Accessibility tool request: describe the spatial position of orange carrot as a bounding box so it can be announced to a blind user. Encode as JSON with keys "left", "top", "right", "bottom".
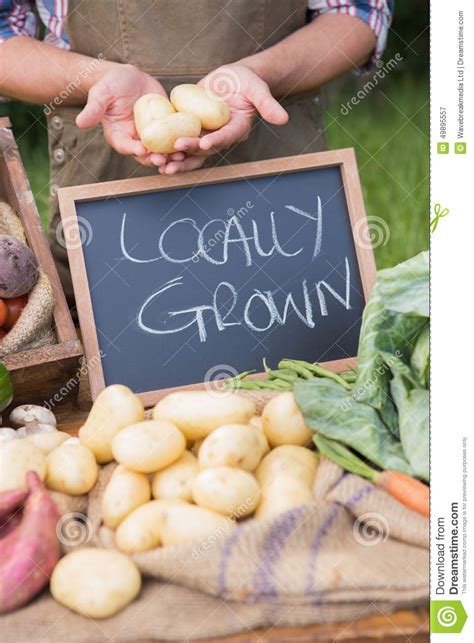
{"left": 375, "top": 471, "right": 429, "bottom": 517}
{"left": 314, "top": 434, "right": 429, "bottom": 517}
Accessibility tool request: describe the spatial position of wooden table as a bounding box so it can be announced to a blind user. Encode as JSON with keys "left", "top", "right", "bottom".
{"left": 48, "top": 381, "right": 429, "bottom": 642}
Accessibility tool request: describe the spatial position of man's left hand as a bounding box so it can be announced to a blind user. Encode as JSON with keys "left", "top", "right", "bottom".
{"left": 159, "top": 64, "right": 288, "bottom": 175}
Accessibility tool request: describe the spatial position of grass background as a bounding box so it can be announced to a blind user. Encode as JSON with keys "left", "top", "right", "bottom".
{"left": 1, "top": 3, "right": 429, "bottom": 270}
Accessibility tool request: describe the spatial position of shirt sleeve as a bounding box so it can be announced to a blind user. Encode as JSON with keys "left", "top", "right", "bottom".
{"left": 307, "top": 1, "right": 394, "bottom": 71}
{"left": 0, "top": 1, "right": 39, "bottom": 44}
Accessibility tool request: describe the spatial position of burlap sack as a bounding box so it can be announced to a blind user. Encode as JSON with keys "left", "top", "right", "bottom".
{"left": 0, "top": 201, "right": 55, "bottom": 357}
{"left": 2, "top": 457, "right": 428, "bottom": 641}
{"left": 2, "top": 456, "right": 428, "bottom": 642}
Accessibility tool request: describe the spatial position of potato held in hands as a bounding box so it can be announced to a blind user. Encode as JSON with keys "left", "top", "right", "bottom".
{"left": 170, "top": 84, "right": 231, "bottom": 130}
{"left": 141, "top": 112, "right": 201, "bottom": 154}
{"left": 134, "top": 84, "right": 230, "bottom": 154}
{"left": 133, "top": 94, "right": 175, "bottom": 136}
{"left": 133, "top": 92, "right": 201, "bottom": 154}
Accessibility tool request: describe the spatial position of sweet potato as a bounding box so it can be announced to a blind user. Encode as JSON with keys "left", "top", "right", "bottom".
{"left": 0, "top": 471, "right": 61, "bottom": 614}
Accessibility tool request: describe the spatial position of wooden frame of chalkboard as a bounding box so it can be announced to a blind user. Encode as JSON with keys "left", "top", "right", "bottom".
{"left": 59, "top": 149, "right": 375, "bottom": 406}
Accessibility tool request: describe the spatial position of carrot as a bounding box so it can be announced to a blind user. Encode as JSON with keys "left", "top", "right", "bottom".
{"left": 314, "top": 434, "right": 429, "bottom": 517}
{"left": 375, "top": 470, "right": 429, "bottom": 517}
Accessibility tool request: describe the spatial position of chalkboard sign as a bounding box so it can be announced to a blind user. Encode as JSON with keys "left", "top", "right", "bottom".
{"left": 59, "top": 150, "right": 375, "bottom": 404}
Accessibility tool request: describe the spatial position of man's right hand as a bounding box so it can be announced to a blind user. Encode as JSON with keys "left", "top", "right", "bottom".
{"left": 76, "top": 64, "right": 184, "bottom": 168}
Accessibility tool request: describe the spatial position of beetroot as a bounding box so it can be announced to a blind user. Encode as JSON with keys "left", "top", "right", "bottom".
{"left": 0, "top": 471, "right": 61, "bottom": 613}
{"left": 0, "top": 235, "right": 38, "bottom": 298}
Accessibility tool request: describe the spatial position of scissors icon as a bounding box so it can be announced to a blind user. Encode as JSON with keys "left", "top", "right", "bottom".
{"left": 430, "top": 203, "right": 449, "bottom": 233}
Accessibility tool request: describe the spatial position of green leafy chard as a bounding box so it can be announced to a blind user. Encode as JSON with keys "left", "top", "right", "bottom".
{"left": 294, "top": 379, "right": 414, "bottom": 474}
{"left": 390, "top": 373, "right": 429, "bottom": 481}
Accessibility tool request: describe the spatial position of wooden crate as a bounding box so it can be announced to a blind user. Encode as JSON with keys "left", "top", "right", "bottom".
{"left": 0, "top": 117, "right": 83, "bottom": 405}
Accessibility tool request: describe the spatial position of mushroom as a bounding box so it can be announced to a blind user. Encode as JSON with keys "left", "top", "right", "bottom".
{"left": 0, "top": 428, "right": 18, "bottom": 443}
{"left": 9, "top": 405, "right": 57, "bottom": 436}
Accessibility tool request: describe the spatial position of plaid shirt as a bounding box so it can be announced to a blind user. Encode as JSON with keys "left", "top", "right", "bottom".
{"left": 0, "top": 0, "right": 393, "bottom": 68}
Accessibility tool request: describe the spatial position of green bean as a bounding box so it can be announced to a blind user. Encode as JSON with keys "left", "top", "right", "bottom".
{"left": 340, "top": 369, "right": 357, "bottom": 383}
{"left": 278, "top": 359, "right": 313, "bottom": 379}
{"left": 230, "top": 379, "right": 290, "bottom": 391}
{"left": 284, "top": 359, "right": 351, "bottom": 389}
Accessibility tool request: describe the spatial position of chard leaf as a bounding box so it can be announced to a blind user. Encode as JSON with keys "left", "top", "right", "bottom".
{"left": 355, "top": 301, "right": 425, "bottom": 406}
{"left": 390, "top": 374, "right": 429, "bottom": 482}
{"left": 294, "top": 379, "right": 414, "bottom": 475}
{"left": 353, "top": 290, "right": 388, "bottom": 408}
{"left": 411, "top": 325, "right": 430, "bottom": 388}
{"left": 378, "top": 393, "right": 399, "bottom": 438}
{"left": 377, "top": 251, "right": 429, "bottom": 317}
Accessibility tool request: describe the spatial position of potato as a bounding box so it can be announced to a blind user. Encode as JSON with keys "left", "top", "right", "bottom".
{"left": 46, "top": 443, "right": 98, "bottom": 495}
{"left": 198, "top": 424, "right": 262, "bottom": 471}
{"left": 151, "top": 450, "right": 198, "bottom": 502}
{"left": 141, "top": 112, "right": 201, "bottom": 153}
{"left": 192, "top": 466, "right": 260, "bottom": 517}
{"left": 153, "top": 391, "right": 256, "bottom": 440}
{"left": 256, "top": 477, "right": 314, "bottom": 519}
{"left": 115, "top": 499, "right": 184, "bottom": 553}
{"left": 255, "top": 445, "right": 318, "bottom": 488}
{"left": 79, "top": 385, "right": 144, "bottom": 464}
{"left": 248, "top": 416, "right": 270, "bottom": 456}
{"left": 249, "top": 415, "right": 263, "bottom": 430}
{"left": 133, "top": 93, "right": 175, "bottom": 136}
{"left": 262, "top": 392, "right": 313, "bottom": 447}
{"left": 50, "top": 547, "right": 141, "bottom": 618}
{"left": 102, "top": 465, "right": 151, "bottom": 529}
{"left": 159, "top": 502, "right": 235, "bottom": 546}
{"left": 112, "top": 420, "right": 185, "bottom": 473}
{"left": 25, "top": 430, "right": 70, "bottom": 453}
{"left": 170, "top": 84, "right": 231, "bottom": 130}
{"left": 0, "top": 439, "right": 46, "bottom": 492}
{"left": 191, "top": 437, "right": 204, "bottom": 456}
{"left": 251, "top": 422, "right": 270, "bottom": 458}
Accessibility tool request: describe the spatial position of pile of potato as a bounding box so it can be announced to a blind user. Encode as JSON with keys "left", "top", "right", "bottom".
{"left": 1, "top": 385, "right": 319, "bottom": 618}
{"left": 78, "top": 385, "right": 318, "bottom": 554}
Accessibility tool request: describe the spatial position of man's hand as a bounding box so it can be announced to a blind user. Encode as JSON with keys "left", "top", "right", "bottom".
{"left": 76, "top": 64, "right": 184, "bottom": 168}
{"left": 159, "top": 64, "right": 288, "bottom": 175}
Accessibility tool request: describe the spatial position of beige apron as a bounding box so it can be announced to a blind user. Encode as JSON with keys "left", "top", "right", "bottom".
{"left": 47, "top": 0, "right": 327, "bottom": 301}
